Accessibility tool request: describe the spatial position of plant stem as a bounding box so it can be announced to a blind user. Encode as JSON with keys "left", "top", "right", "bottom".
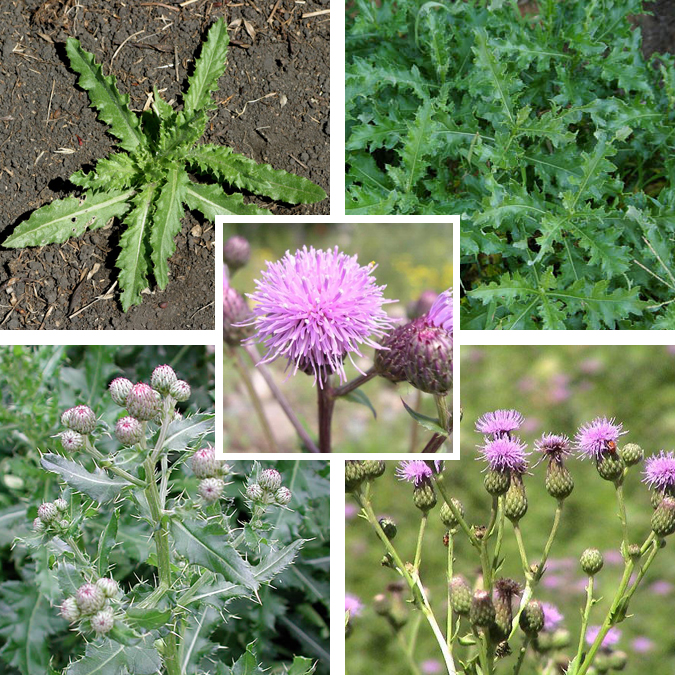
{"left": 409, "top": 389, "right": 423, "bottom": 452}
{"left": 535, "top": 501, "right": 563, "bottom": 580}
{"left": 574, "top": 575, "right": 595, "bottom": 667}
{"left": 446, "top": 533, "right": 454, "bottom": 656}
{"left": 614, "top": 482, "right": 630, "bottom": 557}
{"left": 472, "top": 627, "right": 490, "bottom": 675}
{"left": 422, "top": 433, "right": 447, "bottom": 453}
{"left": 243, "top": 345, "right": 319, "bottom": 452}
{"left": 434, "top": 394, "right": 451, "bottom": 435}
{"left": 230, "top": 347, "right": 277, "bottom": 452}
{"left": 433, "top": 474, "right": 481, "bottom": 549}
{"left": 512, "top": 523, "right": 531, "bottom": 578}
{"left": 317, "top": 374, "right": 335, "bottom": 453}
{"left": 512, "top": 636, "right": 531, "bottom": 675}
{"left": 332, "top": 367, "right": 376, "bottom": 397}
{"left": 83, "top": 438, "right": 146, "bottom": 488}
{"left": 481, "top": 497, "right": 499, "bottom": 591}
{"left": 64, "top": 536, "right": 91, "bottom": 569}
{"left": 414, "top": 512, "right": 428, "bottom": 571}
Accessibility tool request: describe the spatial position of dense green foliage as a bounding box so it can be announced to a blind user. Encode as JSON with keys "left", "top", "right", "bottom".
{"left": 346, "top": 0, "right": 675, "bottom": 328}
{"left": 5, "top": 19, "right": 326, "bottom": 311}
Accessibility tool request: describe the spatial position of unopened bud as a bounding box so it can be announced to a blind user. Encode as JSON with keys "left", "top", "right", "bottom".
{"left": 54, "top": 498, "right": 68, "bottom": 513}
{"left": 126, "top": 383, "right": 161, "bottom": 421}
{"left": 60, "top": 596, "right": 80, "bottom": 623}
{"left": 449, "top": 576, "right": 472, "bottom": 615}
{"left": 652, "top": 496, "right": 675, "bottom": 537}
{"left": 275, "top": 487, "right": 292, "bottom": 505}
{"left": 38, "top": 502, "right": 58, "bottom": 523}
{"left": 404, "top": 317, "right": 453, "bottom": 395}
{"left": 504, "top": 474, "right": 528, "bottom": 522}
{"left": 378, "top": 517, "right": 397, "bottom": 540}
{"left": 224, "top": 235, "right": 251, "bottom": 270}
{"left": 246, "top": 483, "right": 264, "bottom": 501}
{"left": 580, "top": 548, "right": 604, "bottom": 576}
{"left": 60, "top": 430, "right": 84, "bottom": 453}
{"left": 198, "top": 478, "right": 224, "bottom": 503}
{"left": 191, "top": 445, "right": 219, "bottom": 479}
{"left": 150, "top": 365, "right": 177, "bottom": 395}
{"left": 62, "top": 405, "right": 97, "bottom": 435}
{"left": 470, "top": 590, "right": 496, "bottom": 627}
{"left": 440, "top": 498, "right": 464, "bottom": 529}
{"left": 109, "top": 377, "right": 133, "bottom": 406}
{"left": 520, "top": 600, "right": 545, "bottom": 637}
{"left": 114, "top": 416, "right": 144, "bottom": 447}
{"left": 619, "top": 443, "right": 643, "bottom": 467}
{"left": 345, "top": 461, "right": 366, "bottom": 492}
{"left": 413, "top": 481, "right": 437, "bottom": 512}
{"left": 76, "top": 584, "right": 106, "bottom": 615}
{"left": 258, "top": 469, "right": 282, "bottom": 492}
{"left": 545, "top": 461, "right": 574, "bottom": 500}
{"left": 362, "top": 460, "right": 386, "bottom": 480}
{"left": 484, "top": 469, "right": 510, "bottom": 496}
{"left": 596, "top": 454, "right": 625, "bottom": 482}
{"left": 96, "top": 577, "right": 120, "bottom": 598}
{"left": 169, "top": 380, "right": 191, "bottom": 402}
{"left": 91, "top": 607, "right": 115, "bottom": 635}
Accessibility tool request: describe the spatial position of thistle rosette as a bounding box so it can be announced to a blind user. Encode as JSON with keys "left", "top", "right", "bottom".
{"left": 242, "top": 246, "right": 396, "bottom": 385}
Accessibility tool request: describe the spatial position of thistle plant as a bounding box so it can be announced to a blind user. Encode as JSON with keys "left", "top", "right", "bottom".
{"left": 4, "top": 19, "right": 326, "bottom": 311}
{"left": 17, "top": 365, "right": 316, "bottom": 675}
{"left": 346, "top": 411, "right": 675, "bottom": 675}
{"left": 224, "top": 235, "right": 454, "bottom": 452}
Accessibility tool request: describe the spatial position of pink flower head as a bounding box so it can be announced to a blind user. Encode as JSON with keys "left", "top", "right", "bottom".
{"left": 345, "top": 593, "right": 363, "bottom": 616}
{"left": 427, "top": 288, "right": 453, "bottom": 333}
{"left": 478, "top": 437, "right": 529, "bottom": 474}
{"left": 475, "top": 409, "right": 524, "bottom": 438}
{"left": 632, "top": 637, "right": 655, "bottom": 653}
{"left": 421, "top": 660, "right": 443, "bottom": 674}
{"left": 396, "top": 460, "right": 434, "bottom": 486}
{"left": 586, "top": 625, "right": 621, "bottom": 648}
{"left": 535, "top": 433, "right": 571, "bottom": 462}
{"left": 574, "top": 417, "right": 626, "bottom": 460}
{"left": 541, "top": 602, "right": 563, "bottom": 632}
{"left": 643, "top": 451, "right": 675, "bottom": 491}
{"left": 244, "top": 246, "right": 396, "bottom": 385}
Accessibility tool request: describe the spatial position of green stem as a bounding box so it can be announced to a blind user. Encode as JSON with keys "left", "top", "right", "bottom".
{"left": 434, "top": 394, "right": 451, "bottom": 436}
{"left": 332, "top": 367, "right": 376, "bottom": 397}
{"left": 472, "top": 627, "right": 490, "bottom": 675}
{"left": 64, "top": 536, "right": 91, "bottom": 570}
{"left": 433, "top": 475, "right": 481, "bottom": 549}
{"left": 83, "top": 438, "right": 146, "bottom": 488}
{"left": 414, "top": 512, "right": 428, "bottom": 572}
{"left": 409, "top": 389, "right": 423, "bottom": 452}
{"left": 150, "top": 395, "right": 178, "bottom": 465}
{"left": 574, "top": 575, "right": 595, "bottom": 667}
{"left": 614, "top": 482, "right": 630, "bottom": 558}
{"left": 492, "top": 500, "right": 505, "bottom": 570}
{"left": 512, "top": 636, "right": 531, "bottom": 675}
{"left": 535, "top": 501, "right": 563, "bottom": 580}
{"left": 512, "top": 523, "right": 531, "bottom": 578}
{"left": 395, "top": 630, "right": 423, "bottom": 675}
{"left": 481, "top": 497, "right": 499, "bottom": 591}
{"left": 446, "top": 533, "right": 454, "bottom": 656}
{"left": 621, "top": 538, "right": 660, "bottom": 609}
{"left": 231, "top": 347, "right": 277, "bottom": 452}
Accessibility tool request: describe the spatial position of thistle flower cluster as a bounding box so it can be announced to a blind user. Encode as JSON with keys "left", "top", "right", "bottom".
{"left": 191, "top": 445, "right": 231, "bottom": 503}
{"left": 246, "top": 468, "right": 292, "bottom": 507}
{"left": 33, "top": 496, "right": 70, "bottom": 534}
{"left": 60, "top": 577, "right": 121, "bottom": 636}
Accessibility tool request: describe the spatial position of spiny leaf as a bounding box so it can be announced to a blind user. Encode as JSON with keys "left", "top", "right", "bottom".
{"left": 116, "top": 185, "right": 157, "bottom": 312}
{"left": 97, "top": 508, "right": 118, "bottom": 577}
{"left": 65, "top": 636, "right": 161, "bottom": 675}
{"left": 188, "top": 145, "right": 327, "bottom": 204}
{"left": 149, "top": 167, "right": 189, "bottom": 290}
{"left": 41, "top": 453, "right": 129, "bottom": 503}
{"left": 4, "top": 190, "right": 134, "bottom": 248}
{"left": 253, "top": 540, "right": 306, "bottom": 583}
{"left": 70, "top": 154, "right": 138, "bottom": 191}
{"left": 162, "top": 413, "right": 215, "bottom": 452}
{"left": 65, "top": 38, "right": 145, "bottom": 153}
{"left": 170, "top": 519, "right": 259, "bottom": 590}
{"left": 183, "top": 18, "right": 230, "bottom": 117}
{"left": 184, "top": 181, "right": 271, "bottom": 217}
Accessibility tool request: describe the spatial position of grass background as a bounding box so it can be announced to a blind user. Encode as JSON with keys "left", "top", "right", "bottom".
{"left": 346, "top": 345, "right": 675, "bottom": 674}
{"left": 223, "top": 223, "right": 452, "bottom": 453}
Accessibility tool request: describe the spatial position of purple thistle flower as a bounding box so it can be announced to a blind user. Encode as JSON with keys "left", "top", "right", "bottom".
{"left": 632, "top": 637, "right": 655, "bottom": 653}
{"left": 478, "top": 437, "right": 529, "bottom": 474}
{"left": 427, "top": 288, "right": 453, "bottom": 333}
{"left": 643, "top": 451, "right": 675, "bottom": 491}
{"left": 574, "top": 416, "right": 627, "bottom": 460}
{"left": 475, "top": 409, "right": 524, "bottom": 437}
{"left": 586, "top": 625, "right": 621, "bottom": 647}
{"left": 535, "top": 433, "right": 571, "bottom": 463}
{"left": 648, "top": 580, "right": 673, "bottom": 596}
{"left": 396, "top": 460, "right": 434, "bottom": 486}
{"left": 345, "top": 593, "right": 363, "bottom": 616}
{"left": 243, "top": 246, "right": 396, "bottom": 385}
{"left": 421, "top": 660, "right": 443, "bottom": 675}
{"left": 541, "top": 602, "right": 563, "bottom": 632}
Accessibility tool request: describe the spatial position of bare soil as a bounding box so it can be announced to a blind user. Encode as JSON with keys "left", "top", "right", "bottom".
{"left": 0, "top": 0, "right": 329, "bottom": 329}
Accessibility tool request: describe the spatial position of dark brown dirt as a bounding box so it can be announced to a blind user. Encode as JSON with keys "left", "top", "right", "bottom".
{"left": 0, "top": 0, "right": 329, "bottom": 329}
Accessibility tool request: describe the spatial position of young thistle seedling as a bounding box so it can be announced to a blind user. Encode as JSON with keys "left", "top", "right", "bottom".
{"left": 4, "top": 19, "right": 327, "bottom": 310}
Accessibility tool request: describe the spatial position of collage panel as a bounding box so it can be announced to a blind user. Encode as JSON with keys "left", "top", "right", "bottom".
{"left": 223, "top": 222, "right": 453, "bottom": 453}
{"left": 455, "top": 2, "right": 675, "bottom": 330}
{"left": 2, "top": 0, "right": 329, "bottom": 329}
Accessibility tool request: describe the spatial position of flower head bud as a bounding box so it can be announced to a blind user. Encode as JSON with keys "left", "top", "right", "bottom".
{"left": 545, "top": 461, "right": 574, "bottom": 500}
{"left": 378, "top": 517, "right": 397, "bottom": 540}
{"left": 246, "top": 483, "right": 264, "bottom": 501}
{"left": 407, "top": 290, "right": 439, "bottom": 320}
{"left": 404, "top": 316, "right": 453, "bottom": 395}
{"left": 191, "top": 446, "right": 219, "bottom": 479}
{"left": 520, "top": 600, "right": 545, "bottom": 637}
{"left": 470, "top": 590, "right": 496, "bottom": 628}
{"left": 627, "top": 544, "right": 641, "bottom": 560}
{"left": 224, "top": 283, "right": 255, "bottom": 347}
{"left": 652, "top": 496, "right": 675, "bottom": 537}
{"left": 198, "top": 477, "right": 224, "bottom": 503}
{"left": 91, "top": 607, "right": 115, "bottom": 635}
{"left": 62, "top": 405, "right": 97, "bottom": 435}
{"left": 150, "top": 365, "right": 177, "bottom": 395}
{"left": 362, "top": 460, "right": 386, "bottom": 480}
{"left": 580, "top": 548, "right": 604, "bottom": 576}
{"left": 275, "top": 487, "right": 292, "bottom": 505}
{"left": 484, "top": 469, "right": 511, "bottom": 496}
{"left": 608, "top": 651, "right": 628, "bottom": 671}
{"left": 374, "top": 322, "right": 415, "bottom": 383}
{"left": 126, "top": 383, "right": 161, "bottom": 421}
{"left": 60, "top": 596, "right": 80, "bottom": 623}
{"left": 224, "top": 235, "right": 251, "bottom": 270}
{"left": 32, "top": 517, "right": 45, "bottom": 532}
{"left": 76, "top": 583, "right": 106, "bottom": 615}
{"left": 109, "top": 377, "right": 133, "bottom": 406}
{"left": 449, "top": 576, "right": 472, "bottom": 615}
{"left": 596, "top": 453, "right": 625, "bottom": 482}
{"left": 114, "top": 416, "right": 144, "bottom": 447}
{"left": 619, "top": 443, "right": 643, "bottom": 467}
{"left": 169, "top": 380, "right": 191, "bottom": 402}
{"left": 345, "top": 460, "right": 366, "bottom": 492}
{"left": 58, "top": 519, "right": 70, "bottom": 530}
{"left": 504, "top": 473, "right": 528, "bottom": 522}
{"left": 38, "top": 502, "right": 58, "bottom": 523}
{"left": 493, "top": 578, "right": 521, "bottom": 639}
{"left": 54, "top": 498, "right": 68, "bottom": 513}
{"left": 96, "top": 577, "right": 120, "bottom": 599}
{"left": 258, "top": 468, "right": 282, "bottom": 492}
{"left": 60, "top": 429, "right": 84, "bottom": 453}
{"left": 413, "top": 480, "right": 437, "bottom": 512}
{"left": 440, "top": 498, "right": 464, "bottom": 529}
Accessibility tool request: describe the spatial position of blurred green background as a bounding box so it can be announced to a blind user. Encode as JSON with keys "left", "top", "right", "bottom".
{"left": 224, "top": 223, "right": 452, "bottom": 453}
